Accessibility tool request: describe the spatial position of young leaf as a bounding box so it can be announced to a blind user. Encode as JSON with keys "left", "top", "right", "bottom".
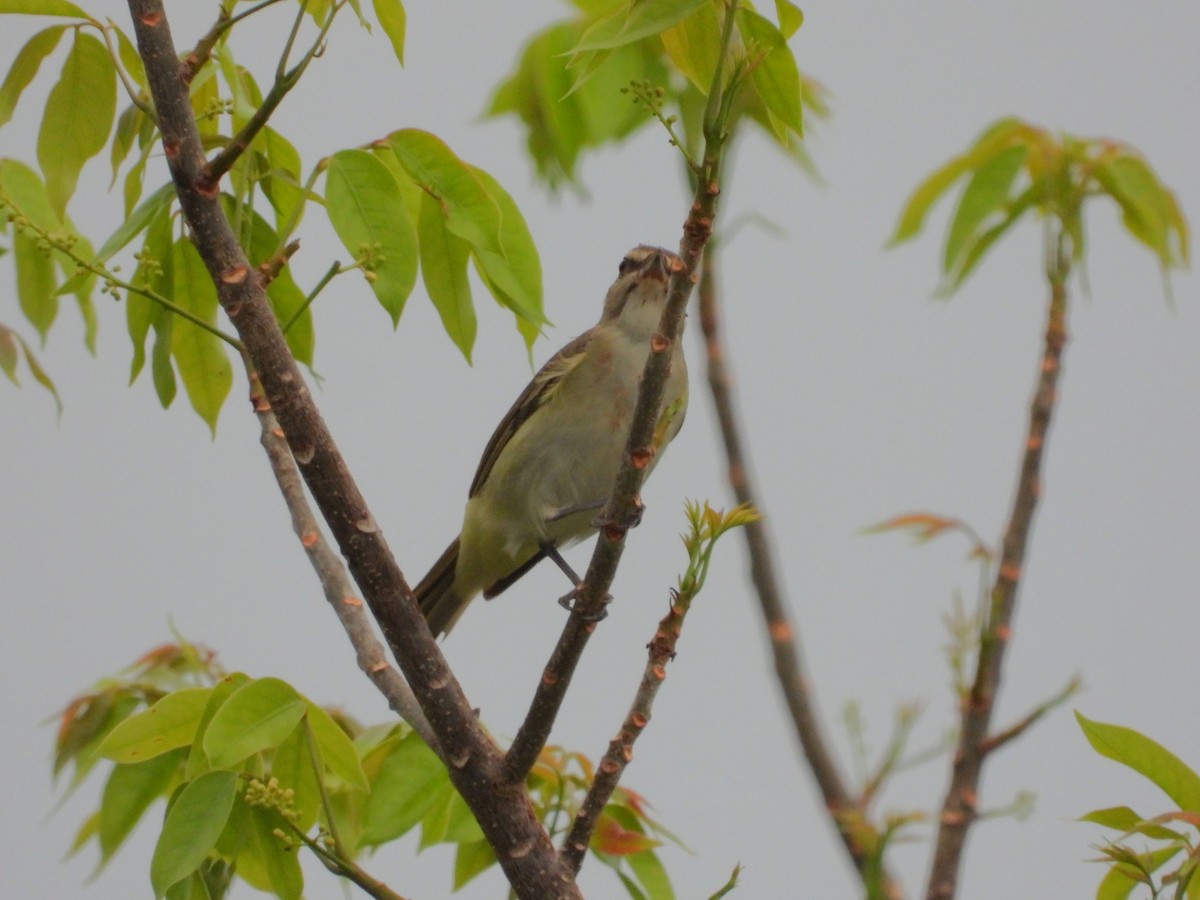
{"left": 387, "top": 129, "right": 505, "bottom": 256}
{"left": 150, "top": 770, "right": 237, "bottom": 898}
{"left": 0, "top": 25, "right": 67, "bottom": 127}
{"left": 360, "top": 731, "right": 445, "bottom": 845}
{"left": 97, "top": 182, "right": 174, "bottom": 261}
{"left": 170, "top": 239, "right": 232, "bottom": 434}
{"left": 268, "top": 726, "right": 320, "bottom": 832}
{"left": 466, "top": 165, "right": 546, "bottom": 329}
{"left": 1077, "top": 713, "right": 1200, "bottom": 812}
{"left": 202, "top": 677, "right": 306, "bottom": 769}
{"left": 738, "top": 8, "right": 803, "bottom": 138}
{"left": 37, "top": 31, "right": 116, "bottom": 219}
{"left": 0, "top": 0, "right": 87, "bottom": 14}
{"left": 126, "top": 202, "right": 173, "bottom": 384}
{"left": 454, "top": 839, "right": 497, "bottom": 889}
{"left": 325, "top": 149, "right": 418, "bottom": 324}
{"left": 238, "top": 805, "right": 303, "bottom": 900}
{"left": 573, "top": 0, "right": 711, "bottom": 53}
{"left": 371, "top": 0, "right": 406, "bottom": 65}
{"left": 774, "top": 0, "right": 803, "bottom": 38}
{"left": 97, "top": 688, "right": 213, "bottom": 764}
{"left": 659, "top": 3, "right": 721, "bottom": 94}
{"left": 184, "top": 672, "right": 250, "bottom": 781}
{"left": 942, "top": 143, "right": 1027, "bottom": 275}
{"left": 303, "top": 700, "right": 369, "bottom": 792}
{"left": 98, "top": 747, "right": 185, "bottom": 863}
{"left": 418, "top": 189, "right": 475, "bottom": 361}
{"left": 14, "top": 228, "right": 58, "bottom": 340}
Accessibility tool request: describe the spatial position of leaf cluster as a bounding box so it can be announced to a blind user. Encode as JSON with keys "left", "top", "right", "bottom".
{"left": 1078, "top": 713, "right": 1200, "bottom": 899}
{"left": 0, "top": 0, "right": 543, "bottom": 428}
{"left": 55, "top": 641, "right": 682, "bottom": 899}
{"left": 487, "top": 0, "right": 820, "bottom": 189}
{"left": 890, "top": 117, "right": 1189, "bottom": 294}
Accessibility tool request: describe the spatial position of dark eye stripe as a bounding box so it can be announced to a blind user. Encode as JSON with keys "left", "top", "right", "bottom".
{"left": 618, "top": 256, "right": 637, "bottom": 275}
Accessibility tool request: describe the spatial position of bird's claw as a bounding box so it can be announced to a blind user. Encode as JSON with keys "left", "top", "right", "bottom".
{"left": 558, "top": 586, "right": 612, "bottom": 623}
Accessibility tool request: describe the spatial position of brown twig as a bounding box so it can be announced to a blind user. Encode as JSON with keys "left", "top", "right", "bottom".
{"left": 500, "top": 2, "right": 741, "bottom": 787}
{"left": 183, "top": 0, "right": 289, "bottom": 81}
{"left": 127, "top": 3, "right": 579, "bottom": 896}
{"left": 559, "top": 587, "right": 692, "bottom": 871}
{"left": 925, "top": 232, "right": 1071, "bottom": 900}
{"left": 244, "top": 358, "right": 438, "bottom": 753}
{"left": 203, "top": 0, "right": 337, "bottom": 188}
{"left": 697, "top": 243, "right": 903, "bottom": 899}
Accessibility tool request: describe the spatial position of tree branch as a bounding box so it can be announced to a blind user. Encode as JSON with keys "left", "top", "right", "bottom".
{"left": 697, "top": 243, "right": 903, "bottom": 899}
{"left": 925, "top": 231, "right": 1071, "bottom": 900}
{"left": 501, "top": 2, "right": 740, "bottom": 787}
{"left": 559, "top": 585, "right": 692, "bottom": 871}
{"left": 203, "top": 0, "right": 337, "bottom": 187}
{"left": 244, "top": 359, "right": 438, "bottom": 752}
{"left": 127, "top": 3, "right": 579, "bottom": 896}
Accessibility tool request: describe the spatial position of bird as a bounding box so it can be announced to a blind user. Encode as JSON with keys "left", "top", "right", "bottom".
{"left": 415, "top": 244, "right": 689, "bottom": 637}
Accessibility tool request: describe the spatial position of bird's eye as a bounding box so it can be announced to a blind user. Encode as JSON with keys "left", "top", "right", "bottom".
{"left": 618, "top": 256, "right": 637, "bottom": 276}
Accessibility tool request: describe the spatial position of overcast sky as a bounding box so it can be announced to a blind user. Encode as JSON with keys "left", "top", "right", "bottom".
{"left": 3, "top": 2, "right": 1198, "bottom": 898}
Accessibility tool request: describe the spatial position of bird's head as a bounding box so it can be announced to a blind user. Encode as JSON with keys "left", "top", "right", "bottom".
{"left": 600, "top": 245, "right": 684, "bottom": 337}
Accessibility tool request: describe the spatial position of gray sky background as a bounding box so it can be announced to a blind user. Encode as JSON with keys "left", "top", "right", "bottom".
{"left": 3, "top": 2, "right": 1198, "bottom": 898}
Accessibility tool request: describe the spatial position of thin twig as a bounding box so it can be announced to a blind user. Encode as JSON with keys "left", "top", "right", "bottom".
{"left": 281, "top": 258, "right": 338, "bottom": 335}
{"left": 287, "top": 821, "right": 408, "bottom": 900}
{"left": 925, "top": 230, "right": 1071, "bottom": 900}
{"left": 978, "top": 675, "right": 1080, "bottom": 756}
{"left": 203, "top": 0, "right": 340, "bottom": 187}
{"left": 245, "top": 359, "right": 437, "bottom": 752}
{"left": 0, "top": 191, "right": 243, "bottom": 351}
{"left": 501, "top": 0, "right": 741, "bottom": 788}
{"left": 559, "top": 587, "right": 692, "bottom": 871}
{"left": 184, "top": 0, "right": 289, "bottom": 80}
{"left": 697, "top": 242, "right": 903, "bottom": 899}
{"left": 96, "top": 21, "right": 155, "bottom": 117}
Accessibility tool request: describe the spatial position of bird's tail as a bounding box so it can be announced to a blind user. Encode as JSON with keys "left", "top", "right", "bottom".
{"left": 414, "top": 537, "right": 469, "bottom": 638}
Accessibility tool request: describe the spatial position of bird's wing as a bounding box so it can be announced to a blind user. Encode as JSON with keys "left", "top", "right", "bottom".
{"left": 467, "top": 330, "right": 592, "bottom": 498}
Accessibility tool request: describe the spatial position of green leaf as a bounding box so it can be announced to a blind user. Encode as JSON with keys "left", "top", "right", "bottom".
{"left": 943, "top": 143, "right": 1027, "bottom": 274}
{"left": 371, "top": 0, "right": 405, "bottom": 65}
{"left": 943, "top": 177, "right": 1040, "bottom": 292}
{"left": 150, "top": 770, "right": 237, "bottom": 898}
{"left": 97, "top": 182, "right": 174, "bottom": 261}
{"left": 738, "top": 8, "right": 803, "bottom": 137}
{"left": 627, "top": 846, "right": 675, "bottom": 900}
{"left": 1095, "top": 846, "right": 1183, "bottom": 900}
{"left": 238, "top": 805, "right": 303, "bottom": 900}
{"left": 98, "top": 747, "right": 185, "bottom": 863}
{"left": 304, "top": 700, "right": 369, "bottom": 792}
{"left": 659, "top": 3, "right": 721, "bottom": 94}
{"left": 113, "top": 25, "right": 146, "bottom": 88}
{"left": 774, "top": 0, "right": 803, "bottom": 38}
{"left": 97, "top": 688, "right": 212, "bottom": 763}
{"left": 387, "top": 129, "right": 505, "bottom": 256}
{"left": 170, "top": 239, "right": 232, "bottom": 434}
{"left": 185, "top": 672, "right": 250, "bottom": 781}
{"left": 1094, "top": 154, "right": 1185, "bottom": 269}
{"left": 11, "top": 329, "right": 62, "bottom": 412}
{"left": 325, "top": 149, "right": 418, "bottom": 324}
{"left": 0, "top": 325, "right": 17, "bottom": 382}
{"left": 454, "top": 840, "right": 497, "bottom": 889}
{"left": 0, "top": 156, "right": 59, "bottom": 227}
{"left": 203, "top": 677, "right": 305, "bottom": 769}
{"left": 0, "top": 0, "right": 87, "bottom": 14}
{"left": 0, "top": 26, "right": 67, "bottom": 128}
{"left": 37, "top": 31, "right": 116, "bottom": 219}
{"left": 14, "top": 228, "right": 58, "bottom": 340}
{"left": 126, "top": 201, "right": 173, "bottom": 385}
{"left": 259, "top": 127, "right": 304, "bottom": 237}
{"left": 574, "top": 0, "right": 710, "bottom": 52}
{"left": 361, "top": 731, "right": 445, "bottom": 845}
{"left": 1077, "top": 712, "right": 1200, "bottom": 812}
{"left": 268, "top": 725, "right": 320, "bottom": 832}
{"left": 888, "top": 117, "right": 1027, "bottom": 246}
{"left": 418, "top": 189, "right": 475, "bottom": 360}
{"left": 466, "top": 165, "right": 545, "bottom": 332}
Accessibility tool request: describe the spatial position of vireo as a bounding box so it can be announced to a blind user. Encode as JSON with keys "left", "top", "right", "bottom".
{"left": 416, "top": 245, "right": 689, "bottom": 636}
